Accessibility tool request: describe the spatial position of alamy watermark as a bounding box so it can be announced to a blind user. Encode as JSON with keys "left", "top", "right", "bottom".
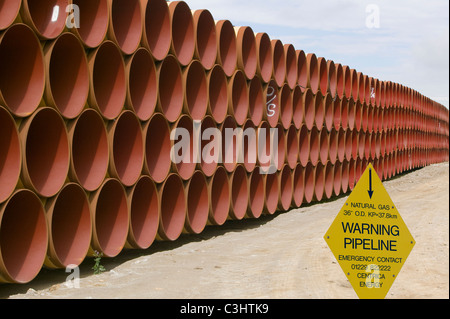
{"left": 366, "top": 4, "right": 381, "bottom": 29}
{"left": 49, "top": 4, "right": 80, "bottom": 29}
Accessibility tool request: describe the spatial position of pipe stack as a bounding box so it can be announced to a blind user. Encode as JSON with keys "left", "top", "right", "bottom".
{"left": 0, "top": 0, "right": 448, "bottom": 284}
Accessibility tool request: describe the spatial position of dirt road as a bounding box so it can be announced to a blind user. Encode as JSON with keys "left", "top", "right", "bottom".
{"left": 2, "top": 162, "right": 448, "bottom": 299}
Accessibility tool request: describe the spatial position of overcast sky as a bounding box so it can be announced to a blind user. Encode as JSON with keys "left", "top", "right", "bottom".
{"left": 185, "top": 0, "right": 449, "bottom": 109}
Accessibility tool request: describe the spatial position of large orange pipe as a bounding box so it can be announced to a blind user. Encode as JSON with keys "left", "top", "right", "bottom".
{"left": 158, "top": 173, "right": 186, "bottom": 241}
{"left": 89, "top": 178, "right": 129, "bottom": 258}
{"left": 108, "top": 0, "right": 142, "bottom": 55}
{"left": 292, "top": 163, "right": 304, "bottom": 208}
{"left": 235, "top": 25, "right": 257, "bottom": 80}
{"left": 171, "top": 114, "right": 197, "bottom": 180}
{"left": 126, "top": 175, "right": 159, "bottom": 249}
{"left": 286, "top": 124, "right": 299, "bottom": 169}
{"left": 168, "top": 1, "right": 195, "bottom": 66}
{"left": 228, "top": 69, "right": 249, "bottom": 126}
{"left": 70, "top": 0, "right": 109, "bottom": 49}
{"left": 306, "top": 53, "right": 319, "bottom": 94}
{"left": 45, "top": 183, "right": 91, "bottom": 269}
{"left": 317, "top": 57, "right": 328, "bottom": 94}
{"left": 247, "top": 167, "right": 265, "bottom": 219}
{"left": 0, "top": 106, "right": 21, "bottom": 204}
{"left": 199, "top": 115, "right": 219, "bottom": 177}
{"left": 298, "top": 124, "right": 310, "bottom": 167}
{"left": 215, "top": 20, "right": 237, "bottom": 77}
{"left": 125, "top": 47, "right": 158, "bottom": 121}
{"left": 183, "top": 59, "right": 208, "bottom": 121}
{"left": 296, "top": 50, "right": 307, "bottom": 91}
{"left": 0, "top": 0, "right": 21, "bottom": 30}
{"left": 184, "top": 170, "right": 209, "bottom": 234}
{"left": 304, "top": 161, "right": 315, "bottom": 204}
{"left": 20, "top": 0, "right": 68, "bottom": 39}
{"left": 278, "top": 164, "right": 293, "bottom": 212}
{"left": 88, "top": 40, "right": 126, "bottom": 120}
{"left": 303, "top": 88, "right": 315, "bottom": 130}
{"left": 229, "top": 165, "right": 249, "bottom": 221}
{"left": 43, "top": 32, "right": 89, "bottom": 119}
{"left": 279, "top": 83, "right": 293, "bottom": 129}
{"left": 255, "top": 32, "right": 273, "bottom": 84}
{"left": 284, "top": 43, "right": 298, "bottom": 89}
{"left": 0, "top": 23, "right": 45, "bottom": 118}
{"left": 248, "top": 75, "right": 264, "bottom": 126}
{"left": 206, "top": 64, "right": 228, "bottom": 124}
{"left": 0, "top": 189, "right": 48, "bottom": 284}
{"left": 271, "top": 39, "right": 286, "bottom": 87}
{"left": 192, "top": 9, "right": 217, "bottom": 70}
{"left": 208, "top": 166, "right": 230, "bottom": 226}
{"left": 108, "top": 110, "right": 144, "bottom": 187}
{"left": 20, "top": 107, "right": 70, "bottom": 198}
{"left": 67, "top": 108, "right": 109, "bottom": 192}
{"left": 264, "top": 169, "right": 279, "bottom": 215}
{"left": 292, "top": 85, "right": 304, "bottom": 129}
{"left": 142, "top": 0, "right": 171, "bottom": 61}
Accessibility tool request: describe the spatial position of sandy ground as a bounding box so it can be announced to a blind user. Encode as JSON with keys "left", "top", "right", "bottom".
{"left": 1, "top": 162, "right": 448, "bottom": 299}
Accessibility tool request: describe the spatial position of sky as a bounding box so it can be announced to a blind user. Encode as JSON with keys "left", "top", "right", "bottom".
{"left": 185, "top": 0, "right": 449, "bottom": 109}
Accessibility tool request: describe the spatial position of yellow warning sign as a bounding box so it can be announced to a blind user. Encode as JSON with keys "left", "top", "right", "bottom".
{"left": 324, "top": 163, "right": 415, "bottom": 299}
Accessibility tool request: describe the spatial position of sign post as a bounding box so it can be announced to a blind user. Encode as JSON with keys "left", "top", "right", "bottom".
{"left": 324, "top": 163, "right": 415, "bottom": 299}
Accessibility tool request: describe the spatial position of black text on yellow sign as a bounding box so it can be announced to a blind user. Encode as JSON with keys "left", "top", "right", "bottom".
{"left": 324, "top": 163, "right": 415, "bottom": 299}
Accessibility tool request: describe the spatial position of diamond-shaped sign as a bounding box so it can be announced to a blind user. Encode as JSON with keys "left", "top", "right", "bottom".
{"left": 324, "top": 163, "right": 415, "bottom": 299}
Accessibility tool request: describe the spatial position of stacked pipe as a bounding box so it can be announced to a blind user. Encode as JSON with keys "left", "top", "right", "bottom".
{"left": 0, "top": 0, "right": 448, "bottom": 284}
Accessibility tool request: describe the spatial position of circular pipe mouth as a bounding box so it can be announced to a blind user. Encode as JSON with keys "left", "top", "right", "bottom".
{"left": 88, "top": 40, "right": 126, "bottom": 120}
{"left": 68, "top": 108, "right": 109, "bottom": 192}
{"left": 318, "top": 57, "right": 328, "bottom": 94}
{"left": 90, "top": 178, "right": 129, "bottom": 257}
{"left": 342, "top": 65, "right": 351, "bottom": 99}
{"left": 333, "top": 160, "right": 342, "bottom": 197}
{"left": 319, "top": 129, "right": 329, "bottom": 164}
{"left": 324, "top": 93, "right": 334, "bottom": 131}
{"left": 0, "top": 106, "right": 21, "bottom": 204}
{"left": 143, "top": 0, "right": 171, "bottom": 61}
{"left": 0, "top": 23, "right": 45, "bottom": 117}
{"left": 309, "top": 126, "right": 320, "bottom": 166}
{"left": 108, "top": 110, "right": 144, "bottom": 187}
{"left": 350, "top": 69, "right": 358, "bottom": 100}
{"left": 341, "top": 159, "right": 349, "bottom": 193}
{"left": 0, "top": 0, "right": 21, "bottom": 30}
{"left": 207, "top": 64, "right": 228, "bottom": 124}
{"left": 348, "top": 158, "right": 356, "bottom": 190}
{"left": 143, "top": 112, "right": 171, "bottom": 183}
{"left": 229, "top": 70, "right": 249, "bottom": 126}
{"left": 341, "top": 97, "right": 349, "bottom": 129}
{"left": 324, "top": 161, "right": 334, "bottom": 200}
{"left": 169, "top": 1, "right": 195, "bottom": 66}
{"left": 355, "top": 100, "right": 363, "bottom": 131}
{"left": 284, "top": 44, "right": 297, "bottom": 89}
{"left": 0, "top": 189, "right": 48, "bottom": 284}
{"left": 21, "top": 0, "right": 68, "bottom": 39}
{"left": 183, "top": 59, "right": 208, "bottom": 120}
{"left": 279, "top": 83, "right": 293, "bottom": 130}
{"left": 286, "top": 124, "right": 299, "bottom": 169}
{"left": 215, "top": 20, "right": 237, "bottom": 77}
{"left": 314, "top": 91, "right": 325, "bottom": 129}
{"left": 275, "top": 124, "right": 286, "bottom": 171}
{"left": 296, "top": 50, "right": 307, "bottom": 90}
{"left": 264, "top": 171, "right": 279, "bottom": 215}
{"left": 279, "top": 164, "right": 293, "bottom": 211}
{"left": 306, "top": 53, "right": 319, "bottom": 94}
{"left": 255, "top": 32, "right": 273, "bottom": 84}
{"left": 351, "top": 129, "right": 359, "bottom": 160}
{"left": 303, "top": 162, "right": 315, "bottom": 204}
{"left": 330, "top": 61, "right": 339, "bottom": 98}
{"left": 125, "top": 47, "right": 158, "bottom": 121}
{"left": 229, "top": 164, "right": 249, "bottom": 221}
{"left": 158, "top": 173, "right": 186, "bottom": 241}
{"left": 44, "top": 32, "right": 89, "bottom": 119}
{"left": 208, "top": 166, "right": 230, "bottom": 226}
{"left": 271, "top": 39, "right": 286, "bottom": 87}
{"left": 292, "top": 86, "right": 304, "bottom": 129}
{"left": 298, "top": 124, "right": 309, "bottom": 167}
{"left": 265, "top": 79, "right": 280, "bottom": 128}
{"left": 314, "top": 162, "right": 325, "bottom": 202}
{"left": 292, "top": 163, "right": 304, "bottom": 208}
{"left": 220, "top": 115, "right": 238, "bottom": 173}
{"left": 247, "top": 167, "right": 264, "bottom": 218}
{"left": 45, "top": 183, "right": 91, "bottom": 269}
{"left": 235, "top": 26, "right": 257, "bottom": 79}
{"left": 333, "top": 97, "right": 342, "bottom": 130}
{"left": 337, "top": 127, "right": 346, "bottom": 163}
{"left": 328, "top": 128, "right": 338, "bottom": 165}
{"left": 127, "top": 175, "right": 159, "bottom": 249}
{"left": 184, "top": 170, "right": 209, "bottom": 234}
{"left": 109, "top": 0, "right": 142, "bottom": 55}
{"left": 358, "top": 131, "right": 366, "bottom": 159}
{"left": 248, "top": 75, "right": 264, "bottom": 126}
{"left": 157, "top": 54, "right": 183, "bottom": 123}
{"left": 20, "top": 107, "right": 70, "bottom": 198}
{"left": 200, "top": 115, "right": 219, "bottom": 177}
{"left": 70, "top": 0, "right": 109, "bottom": 48}
{"left": 172, "top": 114, "right": 197, "bottom": 180}
{"left": 242, "top": 119, "right": 257, "bottom": 173}
{"left": 344, "top": 129, "right": 352, "bottom": 161}
{"left": 192, "top": 9, "right": 217, "bottom": 70}
{"left": 303, "top": 88, "right": 315, "bottom": 130}
{"left": 347, "top": 98, "right": 356, "bottom": 130}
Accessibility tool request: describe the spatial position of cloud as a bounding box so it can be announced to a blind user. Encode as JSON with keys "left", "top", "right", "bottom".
{"left": 185, "top": 0, "right": 449, "bottom": 108}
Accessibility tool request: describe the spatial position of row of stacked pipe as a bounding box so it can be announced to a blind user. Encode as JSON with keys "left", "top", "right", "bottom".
{"left": 0, "top": 0, "right": 448, "bottom": 284}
